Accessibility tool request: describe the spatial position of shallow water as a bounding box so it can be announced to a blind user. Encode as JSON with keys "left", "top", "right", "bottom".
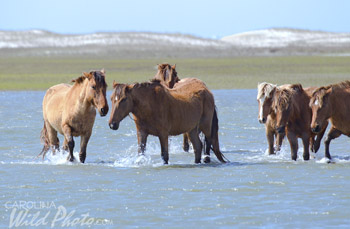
{"left": 1, "top": 90, "right": 350, "bottom": 228}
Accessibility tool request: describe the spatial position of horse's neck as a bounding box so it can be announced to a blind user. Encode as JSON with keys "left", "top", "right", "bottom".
{"left": 68, "top": 82, "right": 93, "bottom": 114}
{"left": 290, "top": 91, "right": 308, "bottom": 121}
{"left": 131, "top": 86, "right": 170, "bottom": 119}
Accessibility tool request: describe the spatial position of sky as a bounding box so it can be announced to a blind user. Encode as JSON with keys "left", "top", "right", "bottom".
{"left": 1, "top": 0, "right": 350, "bottom": 39}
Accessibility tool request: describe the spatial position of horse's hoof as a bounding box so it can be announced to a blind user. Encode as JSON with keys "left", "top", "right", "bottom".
{"left": 67, "top": 155, "right": 75, "bottom": 162}
{"left": 203, "top": 156, "right": 211, "bottom": 163}
{"left": 183, "top": 145, "right": 189, "bottom": 152}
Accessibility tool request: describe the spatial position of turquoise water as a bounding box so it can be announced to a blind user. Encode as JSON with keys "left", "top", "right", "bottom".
{"left": 1, "top": 90, "right": 350, "bottom": 228}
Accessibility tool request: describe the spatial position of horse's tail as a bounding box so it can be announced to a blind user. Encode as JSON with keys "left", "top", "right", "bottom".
{"left": 37, "top": 122, "right": 50, "bottom": 159}
{"left": 210, "top": 108, "right": 229, "bottom": 163}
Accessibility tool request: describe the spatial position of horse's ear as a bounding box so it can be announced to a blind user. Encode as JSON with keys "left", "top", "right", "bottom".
{"left": 291, "top": 84, "right": 303, "bottom": 92}
{"left": 172, "top": 64, "right": 176, "bottom": 69}
{"left": 113, "top": 80, "right": 117, "bottom": 88}
{"left": 125, "top": 85, "right": 133, "bottom": 94}
{"left": 101, "top": 68, "right": 105, "bottom": 74}
{"left": 83, "top": 72, "right": 90, "bottom": 78}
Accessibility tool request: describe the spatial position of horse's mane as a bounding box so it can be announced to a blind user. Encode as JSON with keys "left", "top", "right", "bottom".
{"left": 72, "top": 71, "right": 107, "bottom": 86}
{"left": 72, "top": 76, "right": 86, "bottom": 84}
{"left": 257, "top": 82, "right": 277, "bottom": 99}
{"left": 133, "top": 79, "right": 163, "bottom": 89}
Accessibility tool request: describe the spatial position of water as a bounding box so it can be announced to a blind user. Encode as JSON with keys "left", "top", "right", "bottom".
{"left": 1, "top": 90, "right": 350, "bottom": 228}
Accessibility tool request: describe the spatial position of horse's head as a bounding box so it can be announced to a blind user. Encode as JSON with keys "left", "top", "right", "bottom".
{"left": 257, "top": 82, "right": 277, "bottom": 124}
{"left": 310, "top": 87, "right": 332, "bottom": 133}
{"left": 154, "top": 63, "right": 179, "bottom": 88}
{"left": 82, "top": 69, "right": 108, "bottom": 116}
{"left": 109, "top": 82, "right": 133, "bottom": 130}
{"left": 273, "top": 85, "right": 299, "bottom": 134}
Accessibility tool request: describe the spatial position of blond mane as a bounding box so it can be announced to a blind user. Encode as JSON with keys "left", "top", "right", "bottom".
{"left": 257, "top": 82, "right": 277, "bottom": 99}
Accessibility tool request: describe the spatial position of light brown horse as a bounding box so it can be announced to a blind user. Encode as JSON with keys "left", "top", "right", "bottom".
{"left": 108, "top": 79, "right": 227, "bottom": 164}
{"left": 310, "top": 81, "right": 350, "bottom": 159}
{"left": 39, "top": 70, "right": 108, "bottom": 163}
{"left": 257, "top": 82, "right": 285, "bottom": 155}
{"left": 273, "top": 84, "right": 327, "bottom": 160}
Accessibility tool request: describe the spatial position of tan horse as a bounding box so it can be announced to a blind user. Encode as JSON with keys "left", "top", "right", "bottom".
{"left": 257, "top": 82, "right": 285, "bottom": 155}
{"left": 108, "top": 79, "right": 227, "bottom": 164}
{"left": 310, "top": 81, "right": 350, "bottom": 159}
{"left": 273, "top": 84, "right": 327, "bottom": 160}
{"left": 39, "top": 70, "right": 109, "bottom": 163}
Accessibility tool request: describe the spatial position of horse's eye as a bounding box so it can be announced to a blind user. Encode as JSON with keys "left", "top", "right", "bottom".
{"left": 92, "top": 86, "right": 96, "bottom": 90}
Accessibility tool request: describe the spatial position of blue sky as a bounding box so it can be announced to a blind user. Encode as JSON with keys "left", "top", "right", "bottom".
{"left": 1, "top": 0, "right": 349, "bottom": 38}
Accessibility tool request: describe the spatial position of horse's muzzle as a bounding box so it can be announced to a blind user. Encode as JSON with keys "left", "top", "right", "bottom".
{"left": 100, "top": 107, "right": 109, "bottom": 117}
{"left": 259, "top": 117, "right": 266, "bottom": 124}
{"left": 311, "top": 124, "right": 320, "bottom": 133}
{"left": 276, "top": 126, "right": 285, "bottom": 134}
{"left": 109, "top": 122, "right": 119, "bottom": 130}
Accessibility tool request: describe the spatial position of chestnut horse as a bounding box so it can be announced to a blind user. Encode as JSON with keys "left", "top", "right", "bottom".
{"left": 257, "top": 82, "right": 285, "bottom": 155}
{"left": 39, "top": 70, "right": 108, "bottom": 163}
{"left": 273, "top": 84, "right": 327, "bottom": 160}
{"left": 154, "top": 63, "right": 214, "bottom": 156}
{"left": 310, "top": 81, "right": 350, "bottom": 159}
{"left": 108, "top": 79, "right": 227, "bottom": 164}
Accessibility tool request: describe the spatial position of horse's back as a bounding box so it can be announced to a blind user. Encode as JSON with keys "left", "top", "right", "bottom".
{"left": 172, "top": 78, "right": 212, "bottom": 99}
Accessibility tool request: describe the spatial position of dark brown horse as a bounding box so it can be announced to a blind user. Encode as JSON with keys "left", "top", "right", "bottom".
{"left": 108, "top": 79, "right": 227, "bottom": 164}
{"left": 273, "top": 84, "right": 327, "bottom": 160}
{"left": 257, "top": 82, "right": 285, "bottom": 155}
{"left": 39, "top": 70, "right": 108, "bottom": 163}
{"left": 310, "top": 81, "right": 350, "bottom": 159}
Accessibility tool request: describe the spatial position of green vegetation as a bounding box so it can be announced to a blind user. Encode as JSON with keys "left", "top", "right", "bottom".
{"left": 1, "top": 56, "right": 350, "bottom": 90}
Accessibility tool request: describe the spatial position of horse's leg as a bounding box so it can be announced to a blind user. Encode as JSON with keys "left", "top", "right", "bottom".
{"left": 188, "top": 129, "right": 202, "bottom": 164}
{"left": 183, "top": 133, "right": 190, "bottom": 152}
{"left": 266, "top": 129, "right": 275, "bottom": 155}
{"left": 302, "top": 134, "right": 310, "bottom": 161}
{"left": 46, "top": 122, "right": 59, "bottom": 156}
{"left": 203, "top": 136, "right": 211, "bottom": 163}
{"left": 158, "top": 134, "right": 169, "bottom": 164}
{"left": 79, "top": 132, "right": 91, "bottom": 163}
{"left": 62, "top": 138, "right": 68, "bottom": 152}
{"left": 287, "top": 131, "right": 298, "bottom": 161}
{"left": 62, "top": 124, "right": 75, "bottom": 162}
{"left": 275, "top": 132, "right": 284, "bottom": 152}
{"left": 313, "top": 121, "right": 329, "bottom": 153}
{"left": 137, "top": 130, "right": 148, "bottom": 155}
{"left": 324, "top": 127, "right": 342, "bottom": 159}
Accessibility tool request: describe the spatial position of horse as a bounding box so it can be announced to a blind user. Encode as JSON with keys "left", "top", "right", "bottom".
{"left": 273, "top": 84, "right": 327, "bottom": 160}
{"left": 39, "top": 70, "right": 109, "bottom": 163}
{"left": 108, "top": 79, "right": 227, "bottom": 164}
{"left": 310, "top": 81, "right": 350, "bottom": 159}
{"left": 153, "top": 63, "right": 210, "bottom": 155}
{"left": 257, "top": 82, "right": 285, "bottom": 155}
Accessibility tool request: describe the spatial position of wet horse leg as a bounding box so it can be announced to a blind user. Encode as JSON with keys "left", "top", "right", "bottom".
{"left": 62, "top": 124, "right": 75, "bottom": 162}
{"left": 275, "top": 132, "right": 284, "bottom": 152}
{"left": 287, "top": 131, "right": 298, "bottom": 161}
{"left": 302, "top": 134, "right": 310, "bottom": 161}
{"left": 158, "top": 134, "right": 169, "bottom": 164}
{"left": 183, "top": 133, "right": 190, "bottom": 152}
{"left": 79, "top": 132, "right": 91, "bottom": 163}
{"left": 62, "top": 138, "right": 68, "bottom": 151}
{"left": 137, "top": 130, "right": 148, "bottom": 155}
{"left": 266, "top": 129, "right": 275, "bottom": 155}
{"left": 203, "top": 136, "right": 211, "bottom": 163}
{"left": 43, "top": 121, "right": 59, "bottom": 158}
{"left": 188, "top": 129, "right": 203, "bottom": 164}
{"left": 312, "top": 121, "right": 328, "bottom": 153}
{"left": 324, "top": 127, "right": 342, "bottom": 159}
